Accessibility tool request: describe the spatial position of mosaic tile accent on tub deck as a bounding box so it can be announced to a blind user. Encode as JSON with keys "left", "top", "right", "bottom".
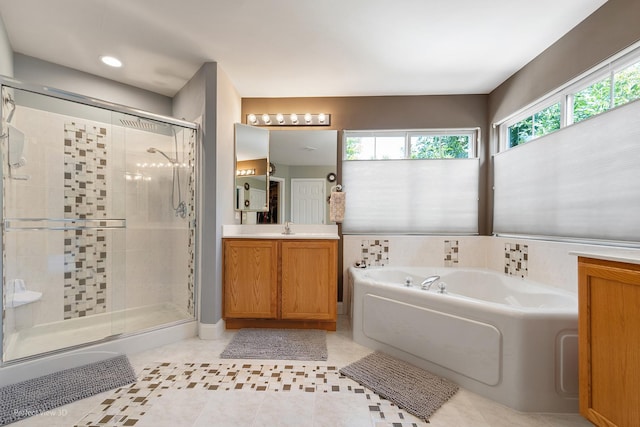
{"left": 444, "top": 240, "right": 459, "bottom": 267}
{"left": 75, "top": 362, "right": 427, "bottom": 427}
{"left": 63, "top": 123, "right": 109, "bottom": 319}
{"left": 505, "top": 243, "right": 528, "bottom": 278}
{"left": 361, "top": 239, "right": 389, "bottom": 267}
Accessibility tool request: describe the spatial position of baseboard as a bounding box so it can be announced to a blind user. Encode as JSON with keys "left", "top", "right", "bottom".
{"left": 198, "top": 318, "right": 225, "bottom": 340}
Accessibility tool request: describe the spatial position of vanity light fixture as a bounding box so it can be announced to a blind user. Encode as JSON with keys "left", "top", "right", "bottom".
{"left": 246, "top": 113, "right": 331, "bottom": 126}
{"left": 236, "top": 168, "right": 257, "bottom": 176}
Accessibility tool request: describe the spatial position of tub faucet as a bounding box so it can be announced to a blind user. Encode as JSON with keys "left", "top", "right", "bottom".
{"left": 421, "top": 275, "right": 441, "bottom": 290}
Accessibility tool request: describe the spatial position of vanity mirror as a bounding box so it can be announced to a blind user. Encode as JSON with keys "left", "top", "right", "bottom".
{"left": 234, "top": 123, "right": 269, "bottom": 213}
{"left": 234, "top": 124, "right": 338, "bottom": 224}
{"left": 268, "top": 129, "right": 338, "bottom": 224}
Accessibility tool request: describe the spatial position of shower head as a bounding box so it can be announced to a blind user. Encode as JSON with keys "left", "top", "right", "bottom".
{"left": 3, "top": 92, "right": 16, "bottom": 124}
{"left": 147, "top": 147, "right": 176, "bottom": 163}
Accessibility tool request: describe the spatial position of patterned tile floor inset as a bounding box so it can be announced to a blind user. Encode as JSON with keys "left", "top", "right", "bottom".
{"left": 75, "top": 362, "right": 426, "bottom": 427}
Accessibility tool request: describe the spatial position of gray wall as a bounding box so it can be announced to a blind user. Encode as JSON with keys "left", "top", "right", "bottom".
{"left": 173, "top": 62, "right": 241, "bottom": 326}
{"left": 243, "top": 95, "right": 490, "bottom": 234}
{"left": 173, "top": 63, "right": 219, "bottom": 325}
{"left": 487, "top": 0, "right": 640, "bottom": 233}
{"left": 13, "top": 54, "right": 172, "bottom": 115}
{"left": 0, "top": 15, "right": 12, "bottom": 77}
{"left": 489, "top": 0, "right": 640, "bottom": 126}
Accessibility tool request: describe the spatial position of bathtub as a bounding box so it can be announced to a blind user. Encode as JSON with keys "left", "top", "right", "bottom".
{"left": 349, "top": 266, "right": 579, "bottom": 413}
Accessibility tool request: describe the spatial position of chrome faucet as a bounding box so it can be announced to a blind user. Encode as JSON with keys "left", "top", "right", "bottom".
{"left": 420, "top": 275, "right": 441, "bottom": 290}
{"left": 283, "top": 221, "right": 294, "bottom": 235}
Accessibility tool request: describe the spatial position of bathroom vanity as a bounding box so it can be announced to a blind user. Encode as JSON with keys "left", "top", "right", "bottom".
{"left": 575, "top": 253, "right": 640, "bottom": 427}
{"left": 222, "top": 225, "right": 339, "bottom": 331}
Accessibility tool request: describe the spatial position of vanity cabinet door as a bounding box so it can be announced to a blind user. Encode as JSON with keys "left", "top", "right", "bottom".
{"left": 280, "top": 240, "right": 337, "bottom": 320}
{"left": 223, "top": 239, "right": 278, "bottom": 319}
{"left": 578, "top": 257, "right": 640, "bottom": 427}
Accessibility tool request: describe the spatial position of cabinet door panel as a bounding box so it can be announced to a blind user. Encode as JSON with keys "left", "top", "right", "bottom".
{"left": 223, "top": 240, "right": 278, "bottom": 319}
{"left": 281, "top": 240, "right": 337, "bottom": 320}
{"left": 579, "top": 258, "right": 640, "bottom": 427}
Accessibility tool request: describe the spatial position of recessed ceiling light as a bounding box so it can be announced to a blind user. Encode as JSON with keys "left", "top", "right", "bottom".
{"left": 100, "top": 55, "right": 122, "bottom": 68}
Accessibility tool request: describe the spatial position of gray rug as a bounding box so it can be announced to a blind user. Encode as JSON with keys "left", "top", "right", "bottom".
{"left": 0, "top": 355, "right": 136, "bottom": 426}
{"left": 220, "top": 328, "right": 328, "bottom": 361}
{"left": 339, "top": 352, "right": 458, "bottom": 421}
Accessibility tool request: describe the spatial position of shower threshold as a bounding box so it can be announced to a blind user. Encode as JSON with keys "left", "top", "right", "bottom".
{"left": 3, "top": 303, "right": 192, "bottom": 362}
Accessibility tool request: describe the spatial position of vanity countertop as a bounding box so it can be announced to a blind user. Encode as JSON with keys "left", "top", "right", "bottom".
{"left": 222, "top": 224, "right": 339, "bottom": 240}
{"left": 570, "top": 248, "right": 640, "bottom": 265}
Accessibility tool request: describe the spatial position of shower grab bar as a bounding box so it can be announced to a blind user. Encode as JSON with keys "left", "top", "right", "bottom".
{"left": 3, "top": 218, "right": 126, "bottom": 231}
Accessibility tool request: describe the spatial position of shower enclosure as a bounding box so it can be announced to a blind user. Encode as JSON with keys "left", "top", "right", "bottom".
{"left": 0, "top": 77, "right": 198, "bottom": 363}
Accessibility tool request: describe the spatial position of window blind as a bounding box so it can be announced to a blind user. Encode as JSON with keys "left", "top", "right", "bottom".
{"left": 341, "top": 159, "right": 479, "bottom": 234}
{"left": 493, "top": 99, "right": 640, "bottom": 242}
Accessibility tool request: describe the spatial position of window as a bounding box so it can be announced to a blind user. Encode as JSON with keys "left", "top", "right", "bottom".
{"left": 342, "top": 129, "right": 480, "bottom": 234}
{"left": 344, "top": 129, "right": 477, "bottom": 160}
{"left": 572, "top": 76, "right": 611, "bottom": 124}
{"left": 499, "top": 45, "right": 640, "bottom": 151}
{"left": 507, "top": 102, "right": 561, "bottom": 147}
{"left": 345, "top": 133, "right": 406, "bottom": 160}
{"left": 613, "top": 60, "right": 640, "bottom": 107}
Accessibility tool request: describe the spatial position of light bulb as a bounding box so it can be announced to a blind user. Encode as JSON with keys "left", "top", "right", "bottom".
{"left": 318, "top": 113, "right": 326, "bottom": 123}
{"left": 290, "top": 113, "right": 298, "bottom": 124}
{"left": 304, "top": 113, "right": 312, "bottom": 124}
{"left": 248, "top": 114, "right": 257, "bottom": 124}
{"left": 262, "top": 114, "right": 271, "bottom": 125}
{"left": 276, "top": 113, "right": 284, "bottom": 124}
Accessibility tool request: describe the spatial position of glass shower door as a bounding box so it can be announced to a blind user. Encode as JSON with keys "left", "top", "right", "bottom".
{"left": 1, "top": 85, "right": 127, "bottom": 362}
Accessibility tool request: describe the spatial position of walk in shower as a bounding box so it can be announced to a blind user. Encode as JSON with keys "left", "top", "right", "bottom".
{"left": 0, "top": 78, "right": 198, "bottom": 363}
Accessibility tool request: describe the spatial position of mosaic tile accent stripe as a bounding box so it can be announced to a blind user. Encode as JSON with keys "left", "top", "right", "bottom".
{"left": 505, "top": 243, "right": 528, "bottom": 278}
{"left": 63, "top": 123, "right": 109, "bottom": 319}
{"left": 75, "top": 362, "right": 427, "bottom": 427}
{"left": 361, "top": 239, "right": 389, "bottom": 267}
{"left": 186, "top": 129, "right": 196, "bottom": 316}
{"left": 444, "top": 240, "right": 459, "bottom": 267}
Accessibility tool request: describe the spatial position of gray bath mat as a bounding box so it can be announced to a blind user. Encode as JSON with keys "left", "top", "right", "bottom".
{"left": 0, "top": 354, "right": 136, "bottom": 426}
{"left": 340, "top": 352, "right": 458, "bottom": 421}
{"left": 220, "top": 328, "right": 328, "bottom": 361}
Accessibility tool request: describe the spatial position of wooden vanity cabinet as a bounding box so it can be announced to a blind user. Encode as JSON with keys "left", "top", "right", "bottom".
{"left": 578, "top": 257, "right": 640, "bottom": 427}
{"left": 223, "top": 238, "right": 337, "bottom": 330}
{"left": 223, "top": 239, "right": 278, "bottom": 319}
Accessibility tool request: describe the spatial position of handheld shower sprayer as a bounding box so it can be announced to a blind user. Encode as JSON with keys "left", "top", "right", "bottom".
{"left": 147, "top": 147, "right": 176, "bottom": 163}
{"left": 147, "top": 141, "right": 187, "bottom": 218}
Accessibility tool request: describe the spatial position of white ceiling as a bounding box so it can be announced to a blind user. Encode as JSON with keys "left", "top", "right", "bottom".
{"left": 0, "top": 0, "right": 607, "bottom": 98}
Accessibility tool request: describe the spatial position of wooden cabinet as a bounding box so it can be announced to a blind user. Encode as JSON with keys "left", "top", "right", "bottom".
{"left": 578, "top": 257, "right": 640, "bottom": 427}
{"left": 223, "top": 239, "right": 278, "bottom": 319}
{"left": 223, "top": 238, "right": 337, "bottom": 330}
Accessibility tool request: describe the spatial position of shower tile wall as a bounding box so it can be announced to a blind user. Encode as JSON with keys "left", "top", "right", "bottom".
{"left": 186, "top": 130, "right": 196, "bottom": 316}
{"left": 4, "top": 107, "right": 73, "bottom": 329}
{"left": 63, "top": 123, "right": 109, "bottom": 319}
{"left": 124, "top": 127, "right": 195, "bottom": 316}
{"left": 4, "top": 105, "right": 195, "bottom": 341}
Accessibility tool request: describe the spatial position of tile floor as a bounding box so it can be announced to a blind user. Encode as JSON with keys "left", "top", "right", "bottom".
{"left": 11, "top": 316, "right": 592, "bottom": 427}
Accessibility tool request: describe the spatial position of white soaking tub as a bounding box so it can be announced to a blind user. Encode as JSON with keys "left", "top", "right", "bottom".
{"left": 349, "top": 266, "right": 579, "bottom": 413}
